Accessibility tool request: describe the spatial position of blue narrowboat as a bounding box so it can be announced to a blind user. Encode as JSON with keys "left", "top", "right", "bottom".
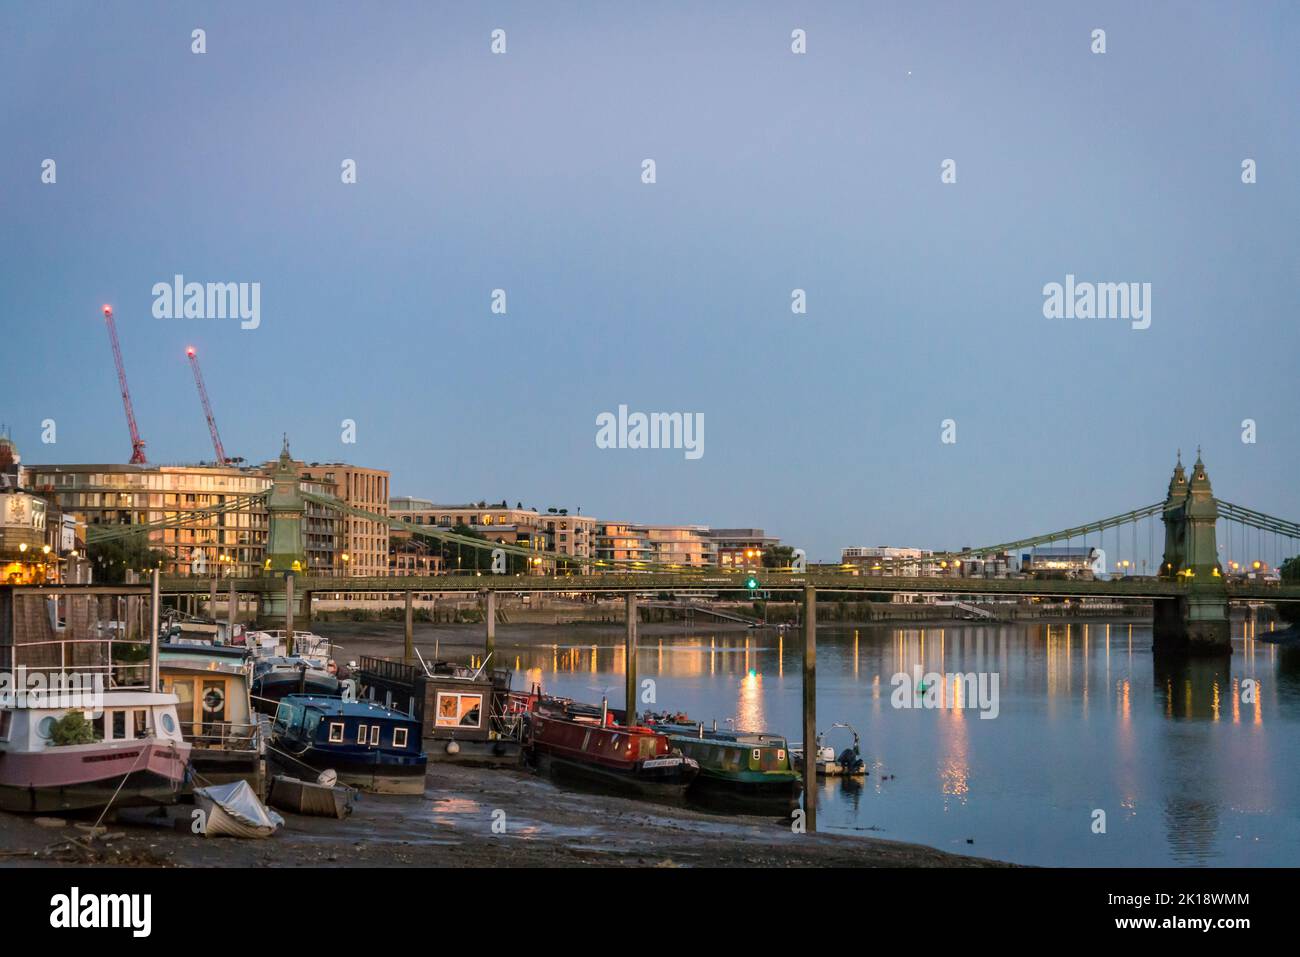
{"left": 270, "top": 695, "right": 427, "bottom": 794}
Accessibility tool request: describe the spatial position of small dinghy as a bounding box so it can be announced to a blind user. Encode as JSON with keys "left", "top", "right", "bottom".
{"left": 193, "top": 780, "right": 285, "bottom": 838}
{"left": 268, "top": 772, "right": 356, "bottom": 820}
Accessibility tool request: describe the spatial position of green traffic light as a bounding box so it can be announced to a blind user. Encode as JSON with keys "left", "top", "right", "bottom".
{"left": 746, "top": 577, "right": 759, "bottom": 590}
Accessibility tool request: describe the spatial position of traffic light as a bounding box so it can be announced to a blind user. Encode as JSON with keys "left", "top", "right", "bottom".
{"left": 745, "top": 575, "right": 759, "bottom": 590}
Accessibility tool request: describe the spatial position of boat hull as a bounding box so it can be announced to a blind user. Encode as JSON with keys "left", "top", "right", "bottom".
{"left": 0, "top": 740, "right": 191, "bottom": 814}
{"left": 533, "top": 751, "right": 697, "bottom": 797}
{"left": 267, "top": 748, "right": 426, "bottom": 795}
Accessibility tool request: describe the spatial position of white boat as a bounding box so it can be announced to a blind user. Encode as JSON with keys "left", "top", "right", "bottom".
{"left": 1, "top": 585, "right": 192, "bottom": 814}
{"left": 194, "top": 779, "right": 283, "bottom": 838}
{"left": 790, "top": 723, "right": 868, "bottom": 777}
{"left": 0, "top": 690, "right": 192, "bottom": 813}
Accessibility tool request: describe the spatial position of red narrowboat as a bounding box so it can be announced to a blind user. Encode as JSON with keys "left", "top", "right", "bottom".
{"left": 526, "top": 697, "right": 699, "bottom": 797}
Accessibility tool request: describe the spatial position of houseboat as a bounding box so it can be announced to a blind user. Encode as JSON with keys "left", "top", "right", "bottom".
{"left": 355, "top": 655, "right": 521, "bottom": 764}
{"left": 269, "top": 695, "right": 427, "bottom": 794}
{"left": 159, "top": 643, "right": 263, "bottom": 793}
{"left": 251, "top": 656, "right": 339, "bottom": 715}
{"left": 525, "top": 697, "right": 699, "bottom": 797}
{"left": 0, "top": 690, "right": 192, "bottom": 813}
{"left": 648, "top": 718, "right": 802, "bottom": 801}
{"left": 0, "top": 583, "right": 192, "bottom": 813}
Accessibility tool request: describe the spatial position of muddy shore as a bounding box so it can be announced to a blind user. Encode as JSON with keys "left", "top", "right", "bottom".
{"left": 1, "top": 761, "right": 1007, "bottom": 868}
{"left": 0, "top": 622, "right": 1010, "bottom": 868}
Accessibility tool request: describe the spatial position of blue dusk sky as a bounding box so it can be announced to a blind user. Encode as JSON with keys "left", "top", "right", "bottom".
{"left": 1, "top": 1, "right": 1297, "bottom": 560}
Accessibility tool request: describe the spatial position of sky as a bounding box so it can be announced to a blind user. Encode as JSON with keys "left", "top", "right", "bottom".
{"left": 1, "top": 1, "right": 1297, "bottom": 561}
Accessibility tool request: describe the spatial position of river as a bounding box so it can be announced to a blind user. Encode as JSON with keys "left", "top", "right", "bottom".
{"left": 503, "top": 617, "right": 1299, "bottom": 866}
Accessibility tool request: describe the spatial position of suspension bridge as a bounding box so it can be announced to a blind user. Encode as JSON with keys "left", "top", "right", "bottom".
{"left": 82, "top": 444, "right": 1300, "bottom": 656}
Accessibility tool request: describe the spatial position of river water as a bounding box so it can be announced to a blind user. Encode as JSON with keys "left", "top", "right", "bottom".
{"left": 503, "top": 617, "right": 1299, "bottom": 867}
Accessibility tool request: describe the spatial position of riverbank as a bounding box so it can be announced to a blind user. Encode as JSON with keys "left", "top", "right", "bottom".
{"left": 0, "top": 763, "right": 1009, "bottom": 868}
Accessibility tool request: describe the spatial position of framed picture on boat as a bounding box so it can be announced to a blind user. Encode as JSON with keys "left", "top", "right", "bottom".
{"left": 434, "top": 692, "right": 482, "bottom": 729}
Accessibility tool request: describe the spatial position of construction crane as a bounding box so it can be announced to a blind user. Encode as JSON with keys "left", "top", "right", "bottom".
{"left": 101, "top": 305, "right": 147, "bottom": 464}
{"left": 185, "top": 346, "right": 228, "bottom": 465}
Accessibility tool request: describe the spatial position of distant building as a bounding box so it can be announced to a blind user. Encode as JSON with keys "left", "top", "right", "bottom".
{"left": 26, "top": 457, "right": 339, "bottom": 578}
{"left": 388, "top": 498, "right": 596, "bottom": 571}
{"left": 708, "top": 528, "right": 780, "bottom": 568}
{"left": 1022, "top": 546, "right": 1104, "bottom": 579}
{"left": 596, "top": 523, "right": 715, "bottom": 567}
{"left": 841, "top": 546, "right": 937, "bottom": 577}
{"left": 290, "top": 462, "right": 389, "bottom": 577}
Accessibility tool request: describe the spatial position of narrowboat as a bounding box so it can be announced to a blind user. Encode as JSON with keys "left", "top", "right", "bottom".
{"left": 159, "top": 643, "right": 264, "bottom": 793}
{"left": 648, "top": 719, "right": 802, "bottom": 800}
{"left": 525, "top": 697, "right": 699, "bottom": 797}
{"left": 269, "top": 695, "right": 427, "bottom": 794}
{"left": 0, "top": 691, "right": 192, "bottom": 814}
{"left": 355, "top": 655, "right": 522, "bottom": 764}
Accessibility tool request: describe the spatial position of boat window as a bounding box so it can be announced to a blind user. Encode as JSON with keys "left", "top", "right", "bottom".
{"left": 393, "top": 727, "right": 408, "bottom": 749}
{"left": 357, "top": 724, "right": 367, "bottom": 743}
{"left": 133, "top": 710, "right": 149, "bottom": 738}
{"left": 37, "top": 715, "right": 56, "bottom": 740}
{"left": 160, "top": 712, "right": 176, "bottom": 735}
{"left": 369, "top": 725, "right": 379, "bottom": 746}
{"left": 328, "top": 722, "right": 345, "bottom": 743}
{"left": 111, "top": 710, "right": 126, "bottom": 741}
{"left": 435, "top": 692, "right": 483, "bottom": 729}
{"left": 777, "top": 749, "right": 786, "bottom": 761}
{"left": 0, "top": 710, "right": 10, "bottom": 741}
{"left": 752, "top": 748, "right": 762, "bottom": 762}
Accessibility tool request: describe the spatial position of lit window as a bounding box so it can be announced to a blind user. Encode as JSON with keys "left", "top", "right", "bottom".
{"left": 328, "top": 722, "right": 344, "bottom": 743}
{"left": 393, "top": 727, "right": 408, "bottom": 749}
{"left": 357, "top": 724, "right": 368, "bottom": 744}
{"left": 370, "top": 725, "right": 380, "bottom": 746}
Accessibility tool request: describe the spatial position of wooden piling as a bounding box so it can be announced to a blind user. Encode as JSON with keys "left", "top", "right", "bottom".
{"left": 625, "top": 592, "right": 638, "bottom": 726}
{"left": 227, "top": 579, "right": 236, "bottom": 638}
{"left": 404, "top": 589, "right": 414, "bottom": 665}
{"left": 802, "top": 585, "right": 817, "bottom": 833}
{"left": 484, "top": 589, "right": 496, "bottom": 663}
{"left": 284, "top": 573, "right": 295, "bottom": 655}
{"left": 150, "top": 570, "right": 161, "bottom": 693}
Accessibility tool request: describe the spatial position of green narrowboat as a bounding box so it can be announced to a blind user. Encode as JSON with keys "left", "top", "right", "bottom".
{"left": 650, "top": 721, "right": 802, "bottom": 800}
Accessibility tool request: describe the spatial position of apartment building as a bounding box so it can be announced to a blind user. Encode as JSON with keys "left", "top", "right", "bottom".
{"left": 292, "top": 462, "right": 390, "bottom": 577}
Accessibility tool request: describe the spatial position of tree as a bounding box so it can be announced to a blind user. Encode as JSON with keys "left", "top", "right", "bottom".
{"left": 762, "top": 545, "right": 796, "bottom": 569}
{"left": 1281, "top": 556, "right": 1300, "bottom": 626}
{"left": 87, "top": 536, "right": 167, "bottom": 584}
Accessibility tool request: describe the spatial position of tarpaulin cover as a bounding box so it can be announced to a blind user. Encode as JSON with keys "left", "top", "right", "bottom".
{"left": 194, "top": 780, "right": 285, "bottom": 838}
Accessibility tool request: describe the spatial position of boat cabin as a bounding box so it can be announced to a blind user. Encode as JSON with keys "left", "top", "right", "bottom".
{"left": 159, "top": 645, "right": 258, "bottom": 753}
{"left": 272, "top": 695, "right": 422, "bottom": 758}
{"left": 356, "top": 656, "right": 509, "bottom": 745}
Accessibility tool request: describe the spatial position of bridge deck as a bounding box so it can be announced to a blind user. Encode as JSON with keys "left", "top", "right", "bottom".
{"left": 123, "top": 573, "right": 1300, "bottom": 601}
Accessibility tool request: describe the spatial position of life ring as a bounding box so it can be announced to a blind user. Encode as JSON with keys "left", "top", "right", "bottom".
{"left": 202, "top": 687, "right": 226, "bottom": 714}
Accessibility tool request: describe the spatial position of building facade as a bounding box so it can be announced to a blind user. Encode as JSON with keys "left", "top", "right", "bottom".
{"left": 708, "top": 528, "right": 780, "bottom": 569}
{"left": 292, "top": 462, "right": 390, "bottom": 577}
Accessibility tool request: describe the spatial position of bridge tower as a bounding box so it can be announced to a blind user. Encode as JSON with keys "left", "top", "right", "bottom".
{"left": 1154, "top": 450, "right": 1230, "bottom": 654}
{"left": 260, "top": 436, "right": 309, "bottom": 627}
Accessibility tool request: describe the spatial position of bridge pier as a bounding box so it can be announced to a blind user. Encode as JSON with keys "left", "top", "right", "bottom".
{"left": 1152, "top": 590, "right": 1231, "bottom": 656}
{"left": 256, "top": 574, "right": 308, "bottom": 629}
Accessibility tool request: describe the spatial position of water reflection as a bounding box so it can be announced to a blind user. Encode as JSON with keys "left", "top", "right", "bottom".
{"left": 499, "top": 615, "right": 1297, "bottom": 865}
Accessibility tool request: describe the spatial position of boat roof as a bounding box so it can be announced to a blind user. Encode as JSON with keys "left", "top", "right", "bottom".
{"left": 656, "top": 723, "right": 789, "bottom": 746}
{"left": 161, "top": 642, "right": 250, "bottom": 661}
{"left": 160, "top": 658, "right": 248, "bottom": 678}
{"left": 280, "top": 694, "right": 414, "bottom": 722}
